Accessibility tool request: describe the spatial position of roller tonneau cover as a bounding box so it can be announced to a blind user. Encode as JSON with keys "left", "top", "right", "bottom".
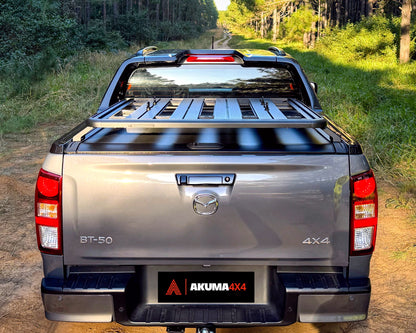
{"left": 36, "top": 47, "right": 378, "bottom": 328}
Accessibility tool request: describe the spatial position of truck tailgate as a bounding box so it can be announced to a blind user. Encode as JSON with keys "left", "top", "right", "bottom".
{"left": 62, "top": 154, "right": 350, "bottom": 266}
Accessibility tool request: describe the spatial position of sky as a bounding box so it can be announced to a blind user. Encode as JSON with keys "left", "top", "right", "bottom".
{"left": 214, "top": 0, "right": 231, "bottom": 11}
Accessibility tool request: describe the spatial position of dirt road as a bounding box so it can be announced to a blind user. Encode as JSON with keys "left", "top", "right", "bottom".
{"left": 0, "top": 125, "right": 415, "bottom": 333}
{"left": 213, "top": 31, "right": 232, "bottom": 49}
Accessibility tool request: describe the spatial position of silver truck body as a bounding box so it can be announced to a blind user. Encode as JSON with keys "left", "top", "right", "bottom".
{"left": 62, "top": 153, "right": 350, "bottom": 266}
{"left": 36, "top": 48, "right": 377, "bottom": 327}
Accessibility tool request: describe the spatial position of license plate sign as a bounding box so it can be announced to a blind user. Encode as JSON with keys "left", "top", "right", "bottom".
{"left": 158, "top": 272, "right": 254, "bottom": 303}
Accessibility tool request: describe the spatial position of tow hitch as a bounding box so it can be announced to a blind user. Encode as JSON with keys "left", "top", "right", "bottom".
{"left": 167, "top": 327, "right": 216, "bottom": 333}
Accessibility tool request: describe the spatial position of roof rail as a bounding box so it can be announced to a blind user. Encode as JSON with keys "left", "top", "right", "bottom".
{"left": 136, "top": 46, "right": 158, "bottom": 56}
{"left": 268, "top": 46, "right": 286, "bottom": 56}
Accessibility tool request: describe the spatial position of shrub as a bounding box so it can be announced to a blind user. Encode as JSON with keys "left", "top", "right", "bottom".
{"left": 0, "top": 0, "right": 82, "bottom": 99}
{"left": 282, "top": 7, "right": 318, "bottom": 42}
{"left": 84, "top": 21, "right": 128, "bottom": 51}
{"left": 317, "top": 16, "right": 397, "bottom": 61}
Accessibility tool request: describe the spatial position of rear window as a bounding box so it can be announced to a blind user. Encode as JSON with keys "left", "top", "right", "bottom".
{"left": 126, "top": 64, "right": 302, "bottom": 99}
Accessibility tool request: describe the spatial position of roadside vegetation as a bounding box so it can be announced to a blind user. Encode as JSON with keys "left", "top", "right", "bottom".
{"left": 0, "top": 30, "right": 219, "bottom": 135}
{"left": 0, "top": 0, "right": 415, "bottom": 194}
{"left": 222, "top": 0, "right": 415, "bottom": 195}
{"left": 230, "top": 33, "right": 416, "bottom": 190}
{"left": 0, "top": 0, "right": 217, "bottom": 133}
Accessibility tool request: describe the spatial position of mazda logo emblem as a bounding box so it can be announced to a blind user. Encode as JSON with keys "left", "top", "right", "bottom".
{"left": 193, "top": 193, "right": 218, "bottom": 215}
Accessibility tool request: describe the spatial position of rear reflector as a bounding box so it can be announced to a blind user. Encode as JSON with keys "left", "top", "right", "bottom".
{"left": 187, "top": 55, "right": 235, "bottom": 63}
{"left": 38, "top": 225, "right": 59, "bottom": 250}
{"left": 350, "top": 170, "right": 378, "bottom": 255}
{"left": 354, "top": 227, "right": 374, "bottom": 251}
{"left": 35, "top": 169, "right": 62, "bottom": 255}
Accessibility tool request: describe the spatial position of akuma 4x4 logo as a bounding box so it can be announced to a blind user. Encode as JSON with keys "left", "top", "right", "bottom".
{"left": 165, "top": 279, "right": 182, "bottom": 295}
{"left": 158, "top": 272, "right": 254, "bottom": 303}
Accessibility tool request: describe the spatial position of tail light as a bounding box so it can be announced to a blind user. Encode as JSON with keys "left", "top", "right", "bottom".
{"left": 35, "top": 169, "right": 62, "bottom": 255}
{"left": 186, "top": 55, "right": 235, "bottom": 62}
{"left": 350, "top": 170, "right": 378, "bottom": 256}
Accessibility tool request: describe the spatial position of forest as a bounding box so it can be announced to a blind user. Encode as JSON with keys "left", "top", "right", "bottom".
{"left": 219, "top": 0, "right": 415, "bottom": 188}
{"left": 0, "top": 0, "right": 218, "bottom": 97}
{"left": 0, "top": 0, "right": 415, "bottom": 188}
{"left": 220, "top": 0, "right": 415, "bottom": 62}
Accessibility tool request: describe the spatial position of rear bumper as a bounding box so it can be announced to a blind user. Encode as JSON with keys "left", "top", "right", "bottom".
{"left": 41, "top": 272, "right": 370, "bottom": 326}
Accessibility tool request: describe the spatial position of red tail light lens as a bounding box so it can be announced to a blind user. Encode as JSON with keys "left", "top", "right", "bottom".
{"left": 186, "top": 55, "right": 235, "bottom": 63}
{"left": 350, "top": 170, "right": 378, "bottom": 256}
{"left": 35, "top": 169, "right": 62, "bottom": 255}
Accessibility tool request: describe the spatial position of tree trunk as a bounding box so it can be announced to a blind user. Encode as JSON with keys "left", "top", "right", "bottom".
{"left": 162, "top": 0, "right": 166, "bottom": 21}
{"left": 323, "top": 0, "right": 328, "bottom": 29}
{"left": 335, "top": 0, "right": 341, "bottom": 27}
{"left": 261, "top": 12, "right": 264, "bottom": 39}
{"left": 277, "top": 15, "right": 281, "bottom": 39}
{"left": 303, "top": 32, "right": 309, "bottom": 47}
{"left": 317, "top": 0, "right": 321, "bottom": 39}
{"left": 367, "top": 0, "right": 374, "bottom": 16}
{"left": 360, "top": 0, "right": 366, "bottom": 17}
{"left": 103, "top": 0, "right": 106, "bottom": 32}
{"left": 345, "top": 0, "right": 349, "bottom": 22}
{"left": 400, "top": 0, "right": 412, "bottom": 63}
{"left": 310, "top": 21, "right": 316, "bottom": 48}
{"left": 113, "top": 1, "right": 119, "bottom": 18}
{"left": 86, "top": 0, "right": 90, "bottom": 28}
{"left": 328, "top": 0, "right": 332, "bottom": 27}
{"left": 273, "top": 7, "right": 277, "bottom": 42}
{"left": 146, "top": 0, "right": 150, "bottom": 20}
{"left": 354, "top": 0, "right": 360, "bottom": 21}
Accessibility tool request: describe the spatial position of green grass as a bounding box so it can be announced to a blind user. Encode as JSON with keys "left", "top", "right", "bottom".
{"left": 1, "top": 29, "right": 415, "bottom": 192}
{"left": 0, "top": 51, "right": 130, "bottom": 133}
{"left": 392, "top": 246, "right": 416, "bottom": 261}
{"left": 230, "top": 35, "right": 416, "bottom": 190}
{"left": 0, "top": 30, "right": 219, "bottom": 134}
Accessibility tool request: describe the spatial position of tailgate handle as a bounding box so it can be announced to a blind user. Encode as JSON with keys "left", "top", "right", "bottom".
{"left": 176, "top": 174, "right": 235, "bottom": 185}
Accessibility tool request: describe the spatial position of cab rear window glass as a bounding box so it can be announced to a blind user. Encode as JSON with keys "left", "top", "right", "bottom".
{"left": 126, "top": 65, "right": 301, "bottom": 99}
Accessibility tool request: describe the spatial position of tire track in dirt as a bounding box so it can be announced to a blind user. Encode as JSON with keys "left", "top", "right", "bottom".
{"left": 213, "top": 31, "right": 232, "bottom": 49}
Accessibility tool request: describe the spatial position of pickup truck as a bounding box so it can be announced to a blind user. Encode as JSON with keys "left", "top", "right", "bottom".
{"left": 35, "top": 47, "right": 378, "bottom": 330}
